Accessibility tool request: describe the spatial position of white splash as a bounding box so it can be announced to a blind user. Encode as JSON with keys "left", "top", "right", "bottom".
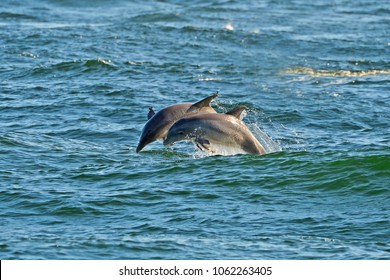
{"left": 224, "top": 22, "right": 234, "bottom": 31}
{"left": 282, "top": 67, "right": 390, "bottom": 77}
{"left": 249, "top": 123, "right": 282, "bottom": 153}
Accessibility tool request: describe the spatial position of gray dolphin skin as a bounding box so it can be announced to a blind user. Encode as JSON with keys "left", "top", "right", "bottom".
{"left": 163, "top": 111, "right": 266, "bottom": 155}
{"left": 136, "top": 93, "right": 218, "bottom": 152}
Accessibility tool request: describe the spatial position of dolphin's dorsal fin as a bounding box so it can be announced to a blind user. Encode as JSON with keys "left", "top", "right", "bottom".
{"left": 226, "top": 105, "right": 247, "bottom": 120}
{"left": 187, "top": 92, "right": 219, "bottom": 113}
{"left": 147, "top": 107, "right": 155, "bottom": 120}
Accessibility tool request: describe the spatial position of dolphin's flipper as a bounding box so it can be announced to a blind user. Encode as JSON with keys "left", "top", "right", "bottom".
{"left": 226, "top": 105, "right": 247, "bottom": 120}
{"left": 187, "top": 92, "right": 219, "bottom": 113}
{"left": 195, "top": 137, "right": 213, "bottom": 152}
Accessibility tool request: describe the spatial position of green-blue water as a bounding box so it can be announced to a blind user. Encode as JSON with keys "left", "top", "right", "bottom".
{"left": 1, "top": 0, "right": 389, "bottom": 259}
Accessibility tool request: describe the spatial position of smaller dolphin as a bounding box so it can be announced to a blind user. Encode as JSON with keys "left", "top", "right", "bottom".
{"left": 163, "top": 110, "right": 266, "bottom": 155}
{"left": 136, "top": 93, "right": 218, "bottom": 153}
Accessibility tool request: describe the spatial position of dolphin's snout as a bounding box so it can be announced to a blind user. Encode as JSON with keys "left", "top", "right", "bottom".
{"left": 136, "top": 137, "right": 150, "bottom": 153}
{"left": 163, "top": 138, "right": 173, "bottom": 146}
{"left": 136, "top": 143, "right": 144, "bottom": 153}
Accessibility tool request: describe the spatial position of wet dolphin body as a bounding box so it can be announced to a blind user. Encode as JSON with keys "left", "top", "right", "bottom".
{"left": 136, "top": 93, "right": 218, "bottom": 152}
{"left": 163, "top": 109, "right": 266, "bottom": 155}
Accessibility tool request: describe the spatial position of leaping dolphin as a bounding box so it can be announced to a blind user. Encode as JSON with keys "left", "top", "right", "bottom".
{"left": 136, "top": 93, "right": 218, "bottom": 152}
{"left": 163, "top": 110, "right": 266, "bottom": 155}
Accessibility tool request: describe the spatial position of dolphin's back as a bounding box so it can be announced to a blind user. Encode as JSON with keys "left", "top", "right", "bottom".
{"left": 136, "top": 104, "right": 191, "bottom": 152}
{"left": 169, "top": 113, "right": 265, "bottom": 155}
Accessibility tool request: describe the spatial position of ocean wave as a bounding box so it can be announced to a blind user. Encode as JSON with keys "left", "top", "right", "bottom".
{"left": 0, "top": 11, "right": 38, "bottom": 20}
{"left": 282, "top": 67, "right": 390, "bottom": 77}
{"left": 27, "top": 58, "right": 118, "bottom": 78}
{"left": 130, "top": 11, "right": 187, "bottom": 23}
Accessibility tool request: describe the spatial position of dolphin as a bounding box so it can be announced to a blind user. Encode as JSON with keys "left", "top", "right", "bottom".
{"left": 163, "top": 109, "right": 266, "bottom": 155}
{"left": 136, "top": 93, "right": 218, "bottom": 152}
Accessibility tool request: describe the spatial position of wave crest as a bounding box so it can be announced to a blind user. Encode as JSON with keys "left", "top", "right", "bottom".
{"left": 282, "top": 67, "right": 390, "bottom": 77}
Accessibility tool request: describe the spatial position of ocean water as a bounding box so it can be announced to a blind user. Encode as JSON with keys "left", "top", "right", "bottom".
{"left": 1, "top": 0, "right": 389, "bottom": 259}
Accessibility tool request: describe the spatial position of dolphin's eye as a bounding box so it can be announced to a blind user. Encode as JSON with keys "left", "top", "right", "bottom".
{"left": 179, "top": 132, "right": 184, "bottom": 135}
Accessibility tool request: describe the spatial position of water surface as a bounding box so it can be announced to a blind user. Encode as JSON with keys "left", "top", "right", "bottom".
{"left": 1, "top": 0, "right": 389, "bottom": 259}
